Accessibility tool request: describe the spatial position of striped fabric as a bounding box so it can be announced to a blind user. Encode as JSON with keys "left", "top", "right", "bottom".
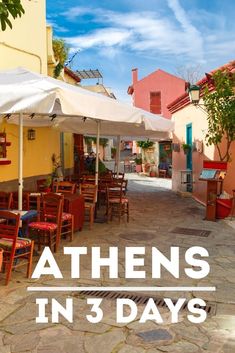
{"left": 28, "top": 222, "right": 57, "bottom": 231}
{"left": 109, "top": 198, "right": 129, "bottom": 204}
{"left": 0, "top": 237, "right": 31, "bottom": 250}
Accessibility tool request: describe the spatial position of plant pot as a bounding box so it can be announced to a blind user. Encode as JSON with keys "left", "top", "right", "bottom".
{"left": 216, "top": 198, "right": 233, "bottom": 219}
{"left": 150, "top": 171, "right": 157, "bottom": 177}
{"left": 135, "top": 164, "right": 142, "bottom": 173}
{"left": 0, "top": 248, "right": 3, "bottom": 272}
{"left": 43, "top": 187, "right": 51, "bottom": 193}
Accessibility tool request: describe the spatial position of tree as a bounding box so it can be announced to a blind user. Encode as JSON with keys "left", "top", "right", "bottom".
{"left": 203, "top": 69, "right": 235, "bottom": 162}
{"left": 175, "top": 64, "right": 203, "bottom": 84}
{"left": 52, "top": 38, "right": 69, "bottom": 78}
{"left": 0, "top": 0, "right": 25, "bottom": 31}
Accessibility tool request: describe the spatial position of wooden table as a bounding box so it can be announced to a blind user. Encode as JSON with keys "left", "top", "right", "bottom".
{"left": 63, "top": 194, "right": 85, "bottom": 231}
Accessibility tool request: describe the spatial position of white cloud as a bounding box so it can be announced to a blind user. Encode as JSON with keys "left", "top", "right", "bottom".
{"left": 66, "top": 27, "right": 132, "bottom": 49}
{"left": 62, "top": 4, "right": 205, "bottom": 63}
{"left": 62, "top": 2, "right": 234, "bottom": 67}
{"left": 47, "top": 19, "right": 69, "bottom": 33}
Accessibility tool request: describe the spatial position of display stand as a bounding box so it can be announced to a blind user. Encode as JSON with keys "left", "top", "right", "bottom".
{"left": 199, "top": 161, "right": 227, "bottom": 221}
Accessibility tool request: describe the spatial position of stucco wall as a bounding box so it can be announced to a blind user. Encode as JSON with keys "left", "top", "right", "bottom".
{"left": 132, "top": 70, "right": 185, "bottom": 119}
{"left": 0, "top": 0, "right": 47, "bottom": 74}
{"left": 0, "top": 122, "right": 60, "bottom": 182}
{"left": 172, "top": 102, "right": 214, "bottom": 204}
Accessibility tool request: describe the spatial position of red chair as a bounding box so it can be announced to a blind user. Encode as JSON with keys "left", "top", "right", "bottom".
{"left": 0, "top": 210, "right": 34, "bottom": 285}
{"left": 11, "top": 191, "right": 30, "bottom": 210}
{"left": 0, "top": 192, "right": 13, "bottom": 209}
{"left": 106, "top": 182, "right": 129, "bottom": 223}
{"left": 28, "top": 193, "right": 63, "bottom": 252}
{"left": 55, "top": 181, "right": 76, "bottom": 194}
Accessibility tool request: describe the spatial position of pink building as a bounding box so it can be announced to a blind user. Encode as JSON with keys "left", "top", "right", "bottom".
{"left": 127, "top": 68, "right": 186, "bottom": 119}
{"left": 127, "top": 68, "right": 186, "bottom": 173}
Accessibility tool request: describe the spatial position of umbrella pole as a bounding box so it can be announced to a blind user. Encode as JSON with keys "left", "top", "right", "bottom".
{"left": 95, "top": 120, "right": 100, "bottom": 186}
{"left": 18, "top": 113, "right": 23, "bottom": 210}
{"left": 116, "top": 136, "right": 121, "bottom": 175}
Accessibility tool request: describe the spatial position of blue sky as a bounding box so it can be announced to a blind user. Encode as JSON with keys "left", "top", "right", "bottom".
{"left": 47, "top": 0, "right": 235, "bottom": 102}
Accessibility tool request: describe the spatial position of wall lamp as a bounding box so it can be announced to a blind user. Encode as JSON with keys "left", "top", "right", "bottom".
{"left": 27, "top": 129, "right": 36, "bottom": 140}
{"left": 186, "top": 83, "right": 200, "bottom": 104}
{"left": 186, "top": 83, "right": 207, "bottom": 112}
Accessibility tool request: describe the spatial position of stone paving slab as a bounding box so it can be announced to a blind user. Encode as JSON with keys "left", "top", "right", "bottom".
{"left": 0, "top": 175, "right": 234, "bottom": 352}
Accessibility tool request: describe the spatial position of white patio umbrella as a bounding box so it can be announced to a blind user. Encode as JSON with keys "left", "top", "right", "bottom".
{"left": 0, "top": 67, "right": 174, "bottom": 209}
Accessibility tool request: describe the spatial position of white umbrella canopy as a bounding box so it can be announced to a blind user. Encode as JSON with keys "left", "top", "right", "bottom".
{"left": 0, "top": 67, "right": 174, "bottom": 209}
{"left": 0, "top": 67, "right": 174, "bottom": 133}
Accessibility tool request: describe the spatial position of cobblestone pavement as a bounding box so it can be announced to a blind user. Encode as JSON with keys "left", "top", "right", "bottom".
{"left": 0, "top": 174, "right": 234, "bottom": 353}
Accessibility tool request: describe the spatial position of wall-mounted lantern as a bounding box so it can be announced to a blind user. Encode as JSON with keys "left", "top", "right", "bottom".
{"left": 27, "top": 129, "right": 36, "bottom": 140}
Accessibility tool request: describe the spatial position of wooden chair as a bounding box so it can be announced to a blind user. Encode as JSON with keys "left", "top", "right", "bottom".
{"left": 0, "top": 192, "right": 13, "bottom": 209}
{"left": 106, "top": 182, "right": 129, "bottom": 223}
{"left": 11, "top": 191, "right": 30, "bottom": 210}
{"left": 80, "top": 183, "right": 97, "bottom": 229}
{"left": 55, "top": 181, "right": 76, "bottom": 194}
{"left": 158, "top": 169, "right": 167, "bottom": 178}
{"left": 112, "top": 172, "right": 125, "bottom": 180}
{"left": 0, "top": 210, "right": 34, "bottom": 285}
{"left": 28, "top": 193, "right": 63, "bottom": 252}
{"left": 36, "top": 178, "right": 47, "bottom": 192}
{"left": 124, "top": 158, "right": 132, "bottom": 173}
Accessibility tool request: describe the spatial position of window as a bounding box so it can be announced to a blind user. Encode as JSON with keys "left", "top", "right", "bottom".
{"left": 150, "top": 91, "right": 161, "bottom": 114}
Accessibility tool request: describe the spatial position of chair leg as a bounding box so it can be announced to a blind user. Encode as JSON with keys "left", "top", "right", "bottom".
{"left": 89, "top": 206, "right": 94, "bottom": 229}
{"left": 127, "top": 202, "right": 129, "bottom": 222}
{"left": 5, "top": 251, "right": 15, "bottom": 285}
{"left": 70, "top": 216, "right": 74, "bottom": 242}
{"left": 27, "top": 241, "right": 34, "bottom": 278}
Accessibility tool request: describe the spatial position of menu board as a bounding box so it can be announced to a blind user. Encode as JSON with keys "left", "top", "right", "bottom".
{"left": 200, "top": 169, "right": 217, "bottom": 179}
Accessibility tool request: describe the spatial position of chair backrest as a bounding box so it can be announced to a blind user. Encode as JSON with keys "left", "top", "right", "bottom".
{"left": 82, "top": 175, "right": 96, "bottom": 184}
{"left": 36, "top": 179, "right": 47, "bottom": 192}
{"left": 80, "top": 183, "right": 97, "bottom": 203}
{"left": 55, "top": 181, "right": 76, "bottom": 194}
{"left": 106, "top": 182, "right": 123, "bottom": 203}
{"left": 0, "top": 192, "right": 13, "bottom": 209}
{"left": 12, "top": 191, "right": 30, "bottom": 210}
{"left": 0, "top": 210, "right": 20, "bottom": 246}
{"left": 124, "top": 158, "right": 131, "bottom": 166}
{"left": 112, "top": 172, "right": 125, "bottom": 180}
{"left": 41, "top": 193, "right": 63, "bottom": 225}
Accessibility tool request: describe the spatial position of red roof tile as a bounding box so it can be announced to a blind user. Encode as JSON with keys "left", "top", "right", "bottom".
{"left": 168, "top": 60, "right": 235, "bottom": 113}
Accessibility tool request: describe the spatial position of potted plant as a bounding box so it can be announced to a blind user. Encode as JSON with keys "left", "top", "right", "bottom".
{"left": 111, "top": 147, "right": 116, "bottom": 159}
{"left": 182, "top": 143, "right": 191, "bottom": 155}
{"left": 43, "top": 176, "right": 52, "bottom": 192}
{"left": 150, "top": 160, "right": 157, "bottom": 177}
{"left": 134, "top": 155, "right": 142, "bottom": 173}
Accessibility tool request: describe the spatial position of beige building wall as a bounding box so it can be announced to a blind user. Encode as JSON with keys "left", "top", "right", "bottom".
{"left": 0, "top": 0, "right": 47, "bottom": 74}
{"left": 172, "top": 100, "right": 214, "bottom": 204}
{"left": 0, "top": 0, "right": 65, "bottom": 185}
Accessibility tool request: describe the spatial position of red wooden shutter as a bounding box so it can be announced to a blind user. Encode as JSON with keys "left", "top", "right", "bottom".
{"left": 150, "top": 92, "right": 161, "bottom": 114}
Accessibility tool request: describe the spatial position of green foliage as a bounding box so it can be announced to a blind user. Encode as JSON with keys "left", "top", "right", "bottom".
{"left": 84, "top": 136, "right": 109, "bottom": 147}
{"left": 87, "top": 159, "right": 107, "bottom": 175}
{"left": 0, "top": 0, "right": 25, "bottom": 31}
{"left": 137, "top": 140, "right": 154, "bottom": 149}
{"left": 52, "top": 38, "right": 69, "bottom": 78}
{"left": 203, "top": 69, "right": 235, "bottom": 161}
{"left": 134, "top": 155, "right": 142, "bottom": 165}
{"left": 182, "top": 143, "right": 191, "bottom": 151}
{"left": 43, "top": 176, "right": 52, "bottom": 188}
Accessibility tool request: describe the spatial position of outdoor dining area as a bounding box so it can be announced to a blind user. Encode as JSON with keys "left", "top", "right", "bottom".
{"left": 0, "top": 67, "right": 174, "bottom": 286}
{"left": 0, "top": 170, "right": 130, "bottom": 285}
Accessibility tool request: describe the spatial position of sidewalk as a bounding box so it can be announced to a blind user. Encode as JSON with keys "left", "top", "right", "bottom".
{"left": 0, "top": 174, "right": 234, "bottom": 353}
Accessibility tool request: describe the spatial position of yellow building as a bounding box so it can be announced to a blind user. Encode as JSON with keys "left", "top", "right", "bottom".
{"left": 0, "top": 0, "right": 75, "bottom": 190}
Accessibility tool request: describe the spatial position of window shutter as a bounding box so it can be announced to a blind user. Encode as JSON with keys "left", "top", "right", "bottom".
{"left": 150, "top": 92, "right": 161, "bottom": 114}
